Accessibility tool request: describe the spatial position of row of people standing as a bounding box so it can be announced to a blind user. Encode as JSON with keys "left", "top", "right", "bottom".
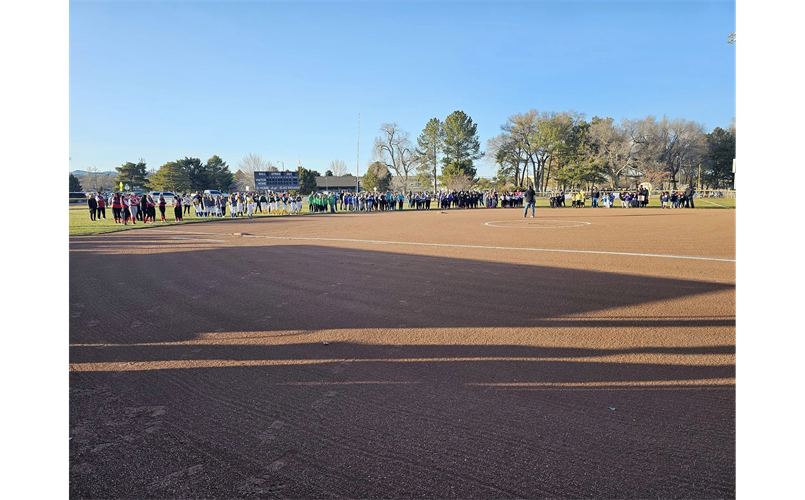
{"left": 186, "top": 192, "right": 303, "bottom": 218}
{"left": 589, "top": 186, "right": 652, "bottom": 208}
{"left": 235, "top": 192, "right": 303, "bottom": 218}
{"left": 252, "top": 193, "right": 304, "bottom": 215}
{"left": 441, "top": 191, "right": 484, "bottom": 209}
{"left": 548, "top": 186, "right": 655, "bottom": 208}
{"left": 310, "top": 193, "right": 337, "bottom": 213}
{"left": 86, "top": 184, "right": 697, "bottom": 226}
{"left": 86, "top": 193, "right": 106, "bottom": 221}
{"left": 467, "top": 189, "right": 535, "bottom": 209}
{"left": 86, "top": 191, "right": 302, "bottom": 223}
{"left": 94, "top": 192, "right": 178, "bottom": 224}
{"left": 318, "top": 192, "right": 408, "bottom": 213}
{"left": 660, "top": 186, "right": 697, "bottom": 209}
{"left": 354, "top": 192, "right": 407, "bottom": 211}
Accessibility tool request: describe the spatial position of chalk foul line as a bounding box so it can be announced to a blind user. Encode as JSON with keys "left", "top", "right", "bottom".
{"left": 152, "top": 229, "right": 736, "bottom": 263}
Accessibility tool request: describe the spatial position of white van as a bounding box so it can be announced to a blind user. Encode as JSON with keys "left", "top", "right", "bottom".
{"left": 149, "top": 191, "right": 179, "bottom": 201}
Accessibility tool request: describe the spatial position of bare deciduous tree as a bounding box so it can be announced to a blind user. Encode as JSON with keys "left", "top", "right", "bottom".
{"left": 329, "top": 159, "right": 348, "bottom": 177}
{"left": 486, "top": 133, "right": 527, "bottom": 188}
{"left": 540, "top": 111, "right": 588, "bottom": 191}
{"left": 232, "top": 169, "right": 252, "bottom": 191}
{"left": 235, "top": 153, "right": 276, "bottom": 191}
{"left": 586, "top": 117, "right": 635, "bottom": 189}
{"left": 502, "top": 111, "right": 538, "bottom": 187}
{"left": 444, "top": 174, "right": 473, "bottom": 192}
{"left": 238, "top": 153, "right": 276, "bottom": 175}
{"left": 502, "top": 110, "right": 578, "bottom": 191}
{"left": 625, "top": 116, "right": 705, "bottom": 190}
{"left": 390, "top": 175, "right": 410, "bottom": 191}
{"left": 373, "top": 123, "right": 417, "bottom": 193}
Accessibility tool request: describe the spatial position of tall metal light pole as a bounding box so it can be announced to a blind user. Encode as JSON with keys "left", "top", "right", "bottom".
{"left": 356, "top": 113, "right": 360, "bottom": 193}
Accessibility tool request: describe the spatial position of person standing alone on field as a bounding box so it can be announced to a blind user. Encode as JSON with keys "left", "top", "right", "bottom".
{"left": 523, "top": 185, "right": 536, "bottom": 218}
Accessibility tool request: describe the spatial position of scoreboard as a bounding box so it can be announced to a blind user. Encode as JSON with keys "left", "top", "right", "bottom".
{"left": 254, "top": 171, "right": 300, "bottom": 191}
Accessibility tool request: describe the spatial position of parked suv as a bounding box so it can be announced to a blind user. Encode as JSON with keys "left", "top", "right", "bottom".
{"left": 204, "top": 190, "right": 223, "bottom": 196}
{"left": 149, "top": 191, "right": 179, "bottom": 202}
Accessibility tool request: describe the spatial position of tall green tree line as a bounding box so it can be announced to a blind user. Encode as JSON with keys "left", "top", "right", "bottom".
{"left": 115, "top": 155, "right": 234, "bottom": 193}
{"left": 384, "top": 109, "right": 734, "bottom": 192}
{"left": 486, "top": 112, "right": 735, "bottom": 191}
{"left": 364, "top": 111, "right": 485, "bottom": 194}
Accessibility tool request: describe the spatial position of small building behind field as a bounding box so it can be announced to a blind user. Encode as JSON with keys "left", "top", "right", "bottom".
{"left": 315, "top": 176, "right": 361, "bottom": 193}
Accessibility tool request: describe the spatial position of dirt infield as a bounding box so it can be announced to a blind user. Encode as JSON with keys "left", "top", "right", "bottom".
{"left": 69, "top": 208, "right": 735, "bottom": 498}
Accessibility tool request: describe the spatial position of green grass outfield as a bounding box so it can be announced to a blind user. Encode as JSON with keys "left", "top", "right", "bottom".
{"left": 69, "top": 196, "right": 736, "bottom": 236}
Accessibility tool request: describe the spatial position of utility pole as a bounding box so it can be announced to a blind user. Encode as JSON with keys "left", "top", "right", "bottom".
{"left": 356, "top": 113, "right": 360, "bottom": 193}
{"left": 732, "top": 158, "right": 736, "bottom": 191}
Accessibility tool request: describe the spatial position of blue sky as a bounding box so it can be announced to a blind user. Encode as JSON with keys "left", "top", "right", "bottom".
{"left": 69, "top": 0, "right": 736, "bottom": 177}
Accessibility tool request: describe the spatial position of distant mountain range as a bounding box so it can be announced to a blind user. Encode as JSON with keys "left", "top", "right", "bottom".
{"left": 71, "top": 170, "right": 118, "bottom": 176}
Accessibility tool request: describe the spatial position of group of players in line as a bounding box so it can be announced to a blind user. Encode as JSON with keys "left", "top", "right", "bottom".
{"left": 85, "top": 184, "right": 698, "bottom": 223}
